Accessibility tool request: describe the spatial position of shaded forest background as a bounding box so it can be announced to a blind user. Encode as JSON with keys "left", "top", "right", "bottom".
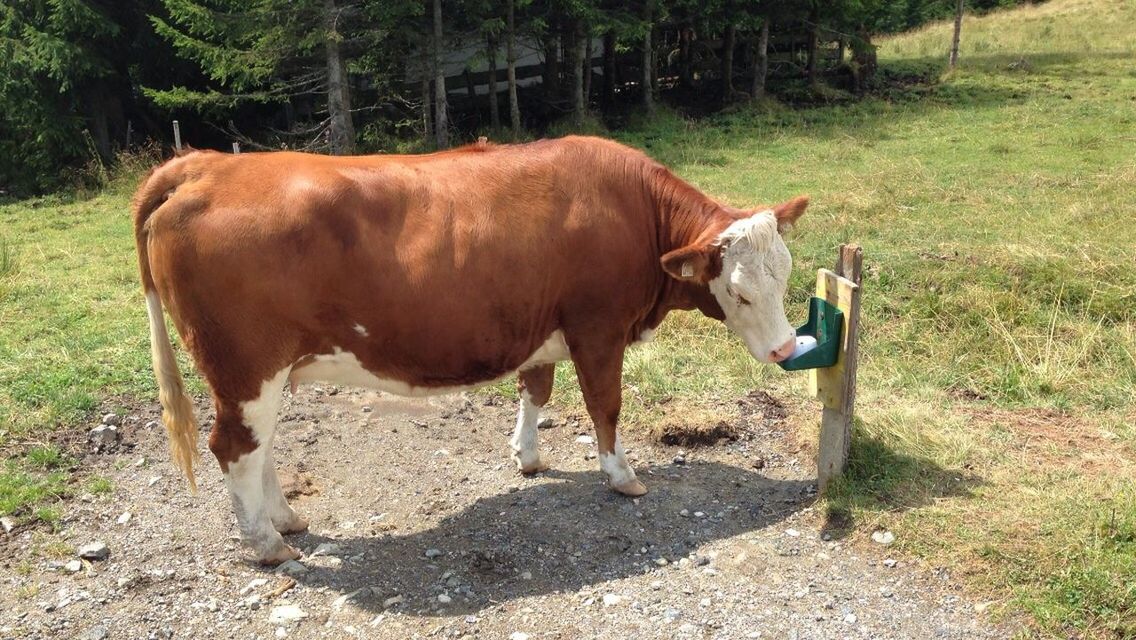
{"left": 1, "top": 0, "right": 1030, "bottom": 196}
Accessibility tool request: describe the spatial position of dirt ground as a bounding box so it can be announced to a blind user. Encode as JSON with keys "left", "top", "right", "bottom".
{"left": 0, "top": 386, "right": 1012, "bottom": 639}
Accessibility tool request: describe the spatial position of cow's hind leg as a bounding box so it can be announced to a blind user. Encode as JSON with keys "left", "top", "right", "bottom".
{"left": 210, "top": 370, "right": 302, "bottom": 565}
{"left": 261, "top": 435, "right": 309, "bottom": 534}
{"left": 511, "top": 364, "right": 554, "bottom": 474}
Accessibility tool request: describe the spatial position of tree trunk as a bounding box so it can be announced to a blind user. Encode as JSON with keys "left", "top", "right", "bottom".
{"left": 642, "top": 1, "right": 654, "bottom": 113}
{"left": 722, "top": 24, "right": 736, "bottom": 101}
{"left": 752, "top": 19, "right": 769, "bottom": 99}
{"left": 324, "top": 0, "right": 355, "bottom": 154}
{"left": 949, "top": 0, "right": 964, "bottom": 67}
{"left": 432, "top": 0, "right": 448, "bottom": 148}
{"left": 583, "top": 32, "right": 593, "bottom": 107}
{"left": 507, "top": 0, "right": 521, "bottom": 136}
{"left": 570, "top": 21, "right": 586, "bottom": 124}
{"left": 679, "top": 26, "right": 693, "bottom": 88}
{"left": 543, "top": 32, "right": 561, "bottom": 101}
{"left": 601, "top": 30, "right": 616, "bottom": 109}
{"left": 487, "top": 35, "right": 500, "bottom": 130}
{"left": 806, "top": 5, "right": 819, "bottom": 89}
{"left": 421, "top": 74, "right": 433, "bottom": 142}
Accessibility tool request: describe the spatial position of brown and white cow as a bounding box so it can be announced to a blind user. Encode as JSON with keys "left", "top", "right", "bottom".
{"left": 133, "top": 135, "right": 807, "bottom": 564}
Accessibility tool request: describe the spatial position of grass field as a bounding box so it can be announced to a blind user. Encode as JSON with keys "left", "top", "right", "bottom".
{"left": 1, "top": 0, "right": 1134, "bottom": 636}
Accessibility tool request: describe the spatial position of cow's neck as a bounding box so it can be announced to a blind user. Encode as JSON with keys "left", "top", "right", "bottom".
{"left": 645, "top": 167, "right": 733, "bottom": 325}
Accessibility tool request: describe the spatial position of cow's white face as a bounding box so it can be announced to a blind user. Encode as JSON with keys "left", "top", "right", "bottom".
{"left": 709, "top": 212, "right": 796, "bottom": 363}
{"left": 659, "top": 196, "right": 808, "bottom": 365}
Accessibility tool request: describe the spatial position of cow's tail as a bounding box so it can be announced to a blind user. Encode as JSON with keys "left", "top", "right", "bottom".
{"left": 133, "top": 159, "right": 201, "bottom": 493}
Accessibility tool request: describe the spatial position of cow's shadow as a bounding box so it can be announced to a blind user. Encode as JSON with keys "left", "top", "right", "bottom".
{"left": 277, "top": 461, "right": 813, "bottom": 617}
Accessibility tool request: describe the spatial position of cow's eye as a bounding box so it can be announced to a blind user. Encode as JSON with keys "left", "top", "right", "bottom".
{"left": 736, "top": 293, "right": 751, "bottom": 306}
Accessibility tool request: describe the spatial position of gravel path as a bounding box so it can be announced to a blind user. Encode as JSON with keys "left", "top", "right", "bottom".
{"left": 0, "top": 387, "right": 1011, "bottom": 639}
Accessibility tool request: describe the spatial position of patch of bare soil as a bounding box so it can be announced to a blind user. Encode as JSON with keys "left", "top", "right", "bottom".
{"left": 964, "top": 406, "right": 1133, "bottom": 472}
{"left": 1, "top": 387, "right": 1013, "bottom": 639}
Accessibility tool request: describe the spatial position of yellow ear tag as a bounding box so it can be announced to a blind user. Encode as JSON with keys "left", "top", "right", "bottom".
{"left": 681, "top": 262, "right": 694, "bottom": 278}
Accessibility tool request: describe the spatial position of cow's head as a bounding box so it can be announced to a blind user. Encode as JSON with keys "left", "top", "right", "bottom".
{"left": 661, "top": 196, "right": 809, "bottom": 363}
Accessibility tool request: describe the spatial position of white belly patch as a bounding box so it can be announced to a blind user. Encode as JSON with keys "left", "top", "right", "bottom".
{"left": 289, "top": 331, "right": 571, "bottom": 397}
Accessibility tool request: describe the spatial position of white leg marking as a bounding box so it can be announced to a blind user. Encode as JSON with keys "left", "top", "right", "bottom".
{"left": 225, "top": 369, "right": 299, "bottom": 562}
{"left": 599, "top": 435, "right": 637, "bottom": 487}
{"left": 510, "top": 390, "right": 544, "bottom": 473}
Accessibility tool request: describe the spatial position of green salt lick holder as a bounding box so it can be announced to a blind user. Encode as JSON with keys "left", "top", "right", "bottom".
{"left": 778, "top": 297, "right": 844, "bottom": 371}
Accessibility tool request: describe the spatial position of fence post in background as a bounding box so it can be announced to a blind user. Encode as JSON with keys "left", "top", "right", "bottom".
{"left": 173, "top": 120, "right": 182, "bottom": 152}
{"left": 232, "top": 142, "right": 241, "bottom": 154}
{"left": 810, "top": 244, "right": 863, "bottom": 490}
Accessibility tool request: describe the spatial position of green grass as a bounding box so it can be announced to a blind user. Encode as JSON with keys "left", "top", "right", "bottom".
{"left": 0, "top": 0, "right": 1133, "bottom": 635}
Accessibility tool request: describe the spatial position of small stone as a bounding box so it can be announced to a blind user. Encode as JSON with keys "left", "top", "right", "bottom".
{"left": 438, "top": 593, "right": 452, "bottom": 604}
{"left": 361, "top": 406, "right": 373, "bottom": 413}
{"left": 424, "top": 548, "right": 443, "bottom": 559}
{"left": 311, "top": 543, "right": 341, "bottom": 557}
{"left": 148, "top": 476, "right": 161, "bottom": 487}
{"left": 79, "top": 626, "right": 108, "bottom": 640}
{"left": 536, "top": 417, "right": 555, "bottom": 429}
{"left": 1, "top": 516, "right": 15, "bottom": 534}
{"left": 752, "top": 457, "right": 766, "bottom": 469}
{"left": 650, "top": 581, "right": 663, "bottom": 590}
{"left": 64, "top": 560, "right": 83, "bottom": 573}
{"left": 333, "top": 587, "right": 370, "bottom": 609}
{"left": 699, "top": 598, "right": 711, "bottom": 608}
{"left": 276, "top": 560, "right": 309, "bottom": 576}
{"left": 78, "top": 541, "right": 109, "bottom": 561}
{"left": 520, "top": 571, "right": 532, "bottom": 580}
{"left": 663, "top": 608, "right": 682, "bottom": 622}
{"left": 694, "top": 556, "right": 710, "bottom": 567}
{"left": 883, "top": 558, "right": 897, "bottom": 568}
{"left": 678, "top": 623, "right": 698, "bottom": 634}
{"left": 843, "top": 613, "right": 858, "bottom": 624}
{"left": 575, "top": 435, "right": 594, "bottom": 445}
{"left": 382, "top": 595, "right": 404, "bottom": 608}
{"left": 274, "top": 628, "right": 287, "bottom": 639}
{"left": 102, "top": 413, "right": 121, "bottom": 426}
{"left": 871, "top": 531, "right": 896, "bottom": 546}
{"left": 672, "top": 455, "right": 685, "bottom": 465}
{"left": 509, "top": 633, "right": 530, "bottom": 640}
{"left": 693, "top": 511, "right": 705, "bottom": 518}
{"left": 654, "top": 557, "right": 669, "bottom": 566}
{"left": 88, "top": 425, "right": 119, "bottom": 449}
{"left": 268, "top": 605, "right": 308, "bottom": 624}
{"left": 145, "top": 420, "right": 159, "bottom": 430}
{"left": 679, "top": 509, "right": 690, "bottom": 517}
{"left": 240, "top": 578, "right": 268, "bottom": 595}
{"left": 117, "top": 512, "right": 132, "bottom": 525}
{"left": 785, "top": 528, "right": 801, "bottom": 537}
{"left": 602, "top": 594, "right": 624, "bottom": 607}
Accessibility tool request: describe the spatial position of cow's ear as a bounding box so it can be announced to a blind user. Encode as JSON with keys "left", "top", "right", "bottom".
{"left": 661, "top": 244, "right": 719, "bottom": 283}
{"left": 771, "top": 195, "right": 809, "bottom": 234}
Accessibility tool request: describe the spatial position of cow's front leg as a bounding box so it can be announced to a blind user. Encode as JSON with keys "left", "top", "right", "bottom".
{"left": 512, "top": 364, "right": 554, "bottom": 474}
{"left": 210, "top": 384, "right": 302, "bottom": 565}
{"left": 570, "top": 346, "right": 647, "bottom": 497}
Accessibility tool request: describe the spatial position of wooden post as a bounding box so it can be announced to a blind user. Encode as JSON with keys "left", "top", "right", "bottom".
{"left": 232, "top": 142, "right": 241, "bottom": 154}
{"left": 172, "top": 120, "right": 182, "bottom": 152}
{"left": 810, "top": 244, "right": 863, "bottom": 490}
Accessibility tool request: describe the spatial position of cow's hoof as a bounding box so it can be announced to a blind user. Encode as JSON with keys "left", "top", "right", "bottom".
{"left": 517, "top": 457, "right": 549, "bottom": 475}
{"left": 258, "top": 543, "right": 302, "bottom": 566}
{"left": 611, "top": 478, "right": 648, "bottom": 497}
{"left": 275, "top": 514, "right": 310, "bottom": 534}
